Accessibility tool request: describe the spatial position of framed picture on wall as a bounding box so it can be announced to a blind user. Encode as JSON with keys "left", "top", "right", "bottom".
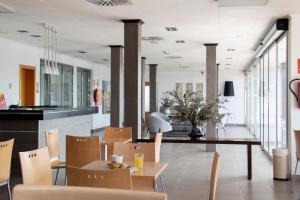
{"left": 186, "top": 83, "right": 193, "bottom": 92}
{"left": 175, "top": 83, "right": 183, "bottom": 97}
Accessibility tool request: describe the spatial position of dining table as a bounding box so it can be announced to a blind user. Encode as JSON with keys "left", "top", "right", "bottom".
{"left": 82, "top": 161, "right": 167, "bottom": 191}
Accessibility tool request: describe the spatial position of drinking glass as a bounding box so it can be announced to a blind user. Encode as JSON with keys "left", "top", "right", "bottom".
{"left": 135, "top": 153, "right": 144, "bottom": 169}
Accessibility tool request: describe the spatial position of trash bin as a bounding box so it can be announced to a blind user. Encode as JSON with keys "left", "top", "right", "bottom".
{"left": 272, "top": 148, "right": 289, "bottom": 181}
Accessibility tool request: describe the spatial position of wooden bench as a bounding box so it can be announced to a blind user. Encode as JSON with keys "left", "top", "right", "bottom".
{"left": 135, "top": 137, "right": 261, "bottom": 180}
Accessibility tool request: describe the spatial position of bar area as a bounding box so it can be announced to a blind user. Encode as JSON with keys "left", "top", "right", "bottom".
{"left": 0, "top": 106, "right": 98, "bottom": 176}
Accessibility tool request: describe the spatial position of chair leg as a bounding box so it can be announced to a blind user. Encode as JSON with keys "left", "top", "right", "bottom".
{"left": 64, "top": 168, "right": 67, "bottom": 186}
{"left": 7, "top": 180, "right": 12, "bottom": 200}
{"left": 159, "top": 175, "right": 165, "bottom": 192}
{"left": 55, "top": 168, "right": 60, "bottom": 185}
{"left": 292, "top": 160, "right": 299, "bottom": 192}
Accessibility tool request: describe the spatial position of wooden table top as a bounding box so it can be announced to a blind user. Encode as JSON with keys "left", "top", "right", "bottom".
{"left": 101, "top": 138, "right": 132, "bottom": 144}
{"left": 135, "top": 137, "right": 261, "bottom": 145}
{"left": 82, "top": 161, "right": 167, "bottom": 180}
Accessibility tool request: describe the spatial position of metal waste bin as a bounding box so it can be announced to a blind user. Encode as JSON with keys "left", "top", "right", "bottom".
{"left": 272, "top": 148, "right": 289, "bottom": 181}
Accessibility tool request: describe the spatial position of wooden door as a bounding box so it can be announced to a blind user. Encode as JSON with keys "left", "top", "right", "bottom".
{"left": 19, "top": 65, "right": 36, "bottom": 106}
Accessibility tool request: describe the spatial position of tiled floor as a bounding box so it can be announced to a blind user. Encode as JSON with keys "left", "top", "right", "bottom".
{"left": 1, "top": 127, "right": 299, "bottom": 200}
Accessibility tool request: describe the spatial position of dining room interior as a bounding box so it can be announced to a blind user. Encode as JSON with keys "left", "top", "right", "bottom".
{"left": 1, "top": 0, "right": 300, "bottom": 200}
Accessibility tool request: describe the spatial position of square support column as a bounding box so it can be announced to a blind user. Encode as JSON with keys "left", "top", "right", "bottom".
{"left": 141, "top": 57, "right": 146, "bottom": 137}
{"left": 204, "top": 43, "right": 218, "bottom": 152}
{"left": 149, "top": 64, "right": 158, "bottom": 113}
{"left": 109, "top": 45, "right": 123, "bottom": 127}
{"left": 122, "top": 19, "right": 144, "bottom": 139}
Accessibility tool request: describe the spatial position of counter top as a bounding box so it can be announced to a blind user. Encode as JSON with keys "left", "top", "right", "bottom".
{"left": 0, "top": 107, "right": 98, "bottom": 120}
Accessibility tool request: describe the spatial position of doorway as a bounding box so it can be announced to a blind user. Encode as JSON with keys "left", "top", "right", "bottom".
{"left": 19, "top": 65, "right": 36, "bottom": 106}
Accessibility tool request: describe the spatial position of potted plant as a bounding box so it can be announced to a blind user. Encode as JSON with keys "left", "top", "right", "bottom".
{"left": 167, "top": 90, "right": 224, "bottom": 138}
{"left": 160, "top": 92, "right": 175, "bottom": 115}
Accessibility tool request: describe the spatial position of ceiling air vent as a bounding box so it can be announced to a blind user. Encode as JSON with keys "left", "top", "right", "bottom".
{"left": 165, "top": 56, "right": 182, "bottom": 59}
{"left": 142, "top": 37, "right": 164, "bottom": 44}
{"left": 86, "top": 0, "right": 132, "bottom": 6}
{"left": 218, "top": 0, "right": 269, "bottom": 7}
{"left": 0, "top": 2, "right": 15, "bottom": 13}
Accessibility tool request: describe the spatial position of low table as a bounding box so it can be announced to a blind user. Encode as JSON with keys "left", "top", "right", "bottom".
{"left": 82, "top": 161, "right": 167, "bottom": 191}
{"left": 135, "top": 137, "right": 261, "bottom": 180}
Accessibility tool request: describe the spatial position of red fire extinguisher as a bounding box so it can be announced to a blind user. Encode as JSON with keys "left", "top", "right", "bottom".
{"left": 289, "top": 78, "right": 300, "bottom": 108}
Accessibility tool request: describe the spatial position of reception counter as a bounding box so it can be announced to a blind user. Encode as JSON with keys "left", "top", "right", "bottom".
{"left": 0, "top": 106, "right": 98, "bottom": 176}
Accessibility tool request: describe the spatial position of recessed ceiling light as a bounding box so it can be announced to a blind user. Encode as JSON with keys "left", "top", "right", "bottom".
{"left": 30, "top": 35, "right": 41, "bottom": 38}
{"left": 176, "top": 40, "right": 185, "bottom": 44}
{"left": 17, "top": 30, "right": 29, "bottom": 33}
{"left": 166, "top": 27, "right": 178, "bottom": 31}
{"left": 162, "top": 51, "right": 169, "bottom": 55}
{"left": 78, "top": 50, "right": 88, "bottom": 54}
{"left": 227, "top": 48, "right": 235, "bottom": 51}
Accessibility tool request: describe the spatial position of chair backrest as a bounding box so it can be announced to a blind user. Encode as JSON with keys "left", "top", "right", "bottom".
{"left": 45, "top": 129, "right": 60, "bottom": 162}
{"left": 67, "top": 167, "right": 132, "bottom": 190}
{"left": 0, "top": 139, "right": 14, "bottom": 182}
{"left": 295, "top": 130, "right": 300, "bottom": 160}
{"left": 13, "top": 185, "right": 168, "bottom": 200}
{"left": 150, "top": 112, "right": 170, "bottom": 122}
{"left": 19, "top": 147, "right": 52, "bottom": 185}
{"left": 209, "top": 152, "right": 221, "bottom": 200}
{"left": 113, "top": 142, "right": 155, "bottom": 162}
{"left": 155, "top": 133, "right": 163, "bottom": 162}
{"left": 104, "top": 127, "right": 132, "bottom": 140}
{"left": 66, "top": 135, "right": 101, "bottom": 168}
{"left": 146, "top": 115, "right": 172, "bottom": 133}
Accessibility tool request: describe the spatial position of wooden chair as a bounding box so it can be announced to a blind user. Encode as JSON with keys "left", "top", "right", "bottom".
{"left": 66, "top": 135, "right": 101, "bottom": 168}
{"left": 19, "top": 147, "right": 52, "bottom": 185}
{"left": 104, "top": 127, "right": 132, "bottom": 161}
{"left": 45, "top": 129, "right": 66, "bottom": 184}
{"left": 292, "top": 130, "right": 300, "bottom": 190}
{"left": 0, "top": 139, "right": 14, "bottom": 200}
{"left": 13, "top": 185, "right": 167, "bottom": 200}
{"left": 209, "top": 152, "right": 221, "bottom": 200}
{"left": 113, "top": 142, "right": 155, "bottom": 162}
{"left": 104, "top": 127, "right": 132, "bottom": 140}
{"left": 67, "top": 167, "right": 132, "bottom": 190}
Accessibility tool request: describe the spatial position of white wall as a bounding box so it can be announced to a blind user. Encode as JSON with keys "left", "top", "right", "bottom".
{"left": 218, "top": 70, "right": 245, "bottom": 125}
{"left": 147, "top": 69, "right": 245, "bottom": 125}
{"left": 288, "top": 14, "right": 300, "bottom": 174}
{"left": 0, "top": 37, "right": 110, "bottom": 129}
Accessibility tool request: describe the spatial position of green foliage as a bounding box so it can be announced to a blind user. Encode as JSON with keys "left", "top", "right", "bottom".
{"left": 160, "top": 92, "right": 175, "bottom": 108}
{"left": 167, "top": 90, "right": 224, "bottom": 125}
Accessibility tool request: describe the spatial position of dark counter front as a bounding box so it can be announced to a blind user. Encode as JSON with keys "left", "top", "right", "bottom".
{"left": 0, "top": 107, "right": 98, "bottom": 176}
{"left": 0, "top": 106, "right": 98, "bottom": 120}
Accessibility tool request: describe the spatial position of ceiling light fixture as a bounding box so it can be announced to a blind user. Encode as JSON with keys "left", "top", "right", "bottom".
{"left": 43, "top": 24, "right": 59, "bottom": 75}
{"left": 86, "top": 0, "right": 132, "bottom": 6}
{"left": 17, "top": 30, "right": 29, "bottom": 33}
{"left": 78, "top": 50, "right": 88, "bottom": 54}
{"left": 176, "top": 40, "right": 185, "bottom": 44}
{"left": 31, "top": 34, "right": 41, "bottom": 38}
{"left": 166, "top": 27, "right": 178, "bottom": 31}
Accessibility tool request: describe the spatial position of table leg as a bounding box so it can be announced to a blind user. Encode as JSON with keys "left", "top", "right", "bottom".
{"left": 247, "top": 144, "right": 252, "bottom": 180}
{"left": 101, "top": 144, "right": 107, "bottom": 161}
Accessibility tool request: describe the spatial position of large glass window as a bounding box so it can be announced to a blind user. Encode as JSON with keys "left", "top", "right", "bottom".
{"left": 245, "top": 33, "right": 287, "bottom": 156}
{"left": 77, "top": 67, "right": 92, "bottom": 108}
{"left": 40, "top": 60, "right": 73, "bottom": 107}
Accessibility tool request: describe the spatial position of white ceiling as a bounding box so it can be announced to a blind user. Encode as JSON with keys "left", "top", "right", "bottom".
{"left": 0, "top": 0, "right": 299, "bottom": 70}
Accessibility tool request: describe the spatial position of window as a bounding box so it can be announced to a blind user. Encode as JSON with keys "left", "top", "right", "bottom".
{"left": 40, "top": 60, "right": 73, "bottom": 107}
{"left": 245, "top": 33, "right": 288, "bottom": 156}
{"left": 77, "top": 67, "right": 92, "bottom": 108}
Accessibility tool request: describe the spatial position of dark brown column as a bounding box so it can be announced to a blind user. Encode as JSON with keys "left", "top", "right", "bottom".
{"left": 149, "top": 64, "right": 158, "bottom": 113}
{"left": 110, "top": 45, "right": 123, "bottom": 127}
{"left": 204, "top": 43, "right": 218, "bottom": 152}
{"left": 122, "top": 19, "right": 144, "bottom": 139}
{"left": 141, "top": 57, "right": 146, "bottom": 137}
